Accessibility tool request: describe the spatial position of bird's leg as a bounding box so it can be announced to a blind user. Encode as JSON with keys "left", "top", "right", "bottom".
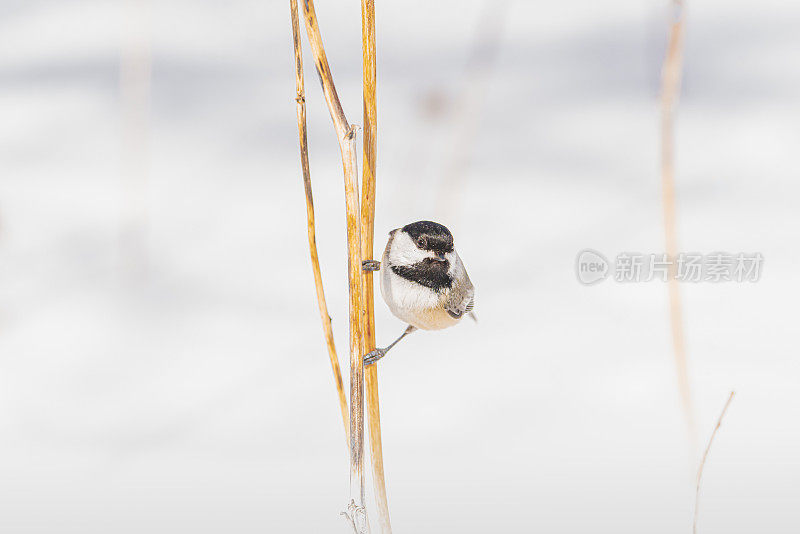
{"left": 364, "top": 325, "right": 416, "bottom": 366}
{"left": 362, "top": 259, "right": 381, "bottom": 271}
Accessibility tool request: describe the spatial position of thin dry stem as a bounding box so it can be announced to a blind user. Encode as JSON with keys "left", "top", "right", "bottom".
{"left": 660, "top": 0, "right": 696, "bottom": 450}
{"left": 300, "top": 0, "right": 369, "bottom": 530}
{"left": 694, "top": 391, "right": 735, "bottom": 534}
{"left": 290, "top": 0, "right": 349, "bottom": 442}
{"left": 359, "top": 1, "right": 392, "bottom": 532}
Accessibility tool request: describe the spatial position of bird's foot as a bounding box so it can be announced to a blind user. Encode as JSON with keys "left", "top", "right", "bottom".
{"left": 363, "top": 347, "right": 387, "bottom": 366}
{"left": 361, "top": 260, "right": 381, "bottom": 272}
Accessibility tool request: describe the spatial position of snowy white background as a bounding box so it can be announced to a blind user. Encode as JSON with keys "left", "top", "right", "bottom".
{"left": 1, "top": 0, "right": 798, "bottom": 532}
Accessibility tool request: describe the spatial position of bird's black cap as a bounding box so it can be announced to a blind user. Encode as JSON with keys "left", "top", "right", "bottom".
{"left": 402, "top": 220, "right": 454, "bottom": 253}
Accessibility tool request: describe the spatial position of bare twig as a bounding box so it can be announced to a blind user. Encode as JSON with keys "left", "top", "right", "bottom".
{"left": 300, "top": 1, "right": 369, "bottom": 531}
{"left": 359, "top": 1, "right": 392, "bottom": 533}
{"left": 660, "top": 0, "right": 697, "bottom": 449}
{"left": 693, "top": 391, "right": 735, "bottom": 534}
{"left": 290, "top": 0, "right": 349, "bottom": 442}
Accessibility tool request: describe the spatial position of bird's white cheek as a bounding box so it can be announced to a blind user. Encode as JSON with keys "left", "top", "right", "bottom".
{"left": 389, "top": 232, "right": 428, "bottom": 265}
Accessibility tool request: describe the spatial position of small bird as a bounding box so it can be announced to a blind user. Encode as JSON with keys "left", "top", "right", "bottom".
{"left": 363, "top": 220, "right": 474, "bottom": 365}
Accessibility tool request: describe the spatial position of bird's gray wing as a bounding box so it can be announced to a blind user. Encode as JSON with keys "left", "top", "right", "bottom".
{"left": 445, "top": 266, "right": 475, "bottom": 320}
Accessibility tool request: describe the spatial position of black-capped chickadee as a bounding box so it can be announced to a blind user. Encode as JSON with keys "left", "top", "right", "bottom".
{"left": 362, "top": 220, "right": 474, "bottom": 365}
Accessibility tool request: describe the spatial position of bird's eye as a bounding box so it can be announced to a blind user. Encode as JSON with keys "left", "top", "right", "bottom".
{"left": 416, "top": 236, "right": 427, "bottom": 249}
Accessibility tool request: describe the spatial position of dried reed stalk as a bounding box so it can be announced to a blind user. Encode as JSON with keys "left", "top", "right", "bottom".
{"left": 290, "top": 0, "right": 349, "bottom": 441}
{"left": 693, "top": 391, "right": 735, "bottom": 534}
{"left": 300, "top": 1, "right": 369, "bottom": 530}
{"left": 359, "top": 1, "right": 392, "bottom": 532}
{"left": 660, "top": 0, "right": 697, "bottom": 448}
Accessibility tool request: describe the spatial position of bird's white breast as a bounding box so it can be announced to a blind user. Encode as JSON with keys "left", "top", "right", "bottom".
{"left": 380, "top": 248, "right": 459, "bottom": 331}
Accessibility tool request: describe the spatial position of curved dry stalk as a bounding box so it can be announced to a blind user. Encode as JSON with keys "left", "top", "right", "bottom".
{"left": 300, "top": 1, "right": 369, "bottom": 531}
{"left": 660, "top": 0, "right": 697, "bottom": 450}
{"left": 694, "top": 391, "right": 735, "bottom": 534}
{"left": 359, "top": 1, "right": 392, "bottom": 533}
{"left": 290, "top": 0, "right": 349, "bottom": 442}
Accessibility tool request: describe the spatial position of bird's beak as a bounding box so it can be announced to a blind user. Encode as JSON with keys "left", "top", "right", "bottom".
{"left": 434, "top": 251, "right": 447, "bottom": 262}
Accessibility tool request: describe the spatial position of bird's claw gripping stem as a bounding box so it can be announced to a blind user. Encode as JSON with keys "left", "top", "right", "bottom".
{"left": 363, "top": 348, "right": 387, "bottom": 366}
{"left": 362, "top": 260, "right": 381, "bottom": 272}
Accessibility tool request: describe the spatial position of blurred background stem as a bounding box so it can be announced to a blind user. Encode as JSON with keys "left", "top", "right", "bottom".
{"left": 660, "top": 0, "right": 697, "bottom": 455}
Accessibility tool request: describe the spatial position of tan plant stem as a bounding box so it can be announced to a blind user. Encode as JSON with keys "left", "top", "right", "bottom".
{"left": 660, "top": 0, "right": 697, "bottom": 450}
{"left": 359, "top": 1, "right": 392, "bottom": 533}
{"left": 693, "top": 391, "right": 735, "bottom": 534}
{"left": 300, "top": 0, "right": 369, "bottom": 531}
{"left": 290, "top": 0, "right": 349, "bottom": 442}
